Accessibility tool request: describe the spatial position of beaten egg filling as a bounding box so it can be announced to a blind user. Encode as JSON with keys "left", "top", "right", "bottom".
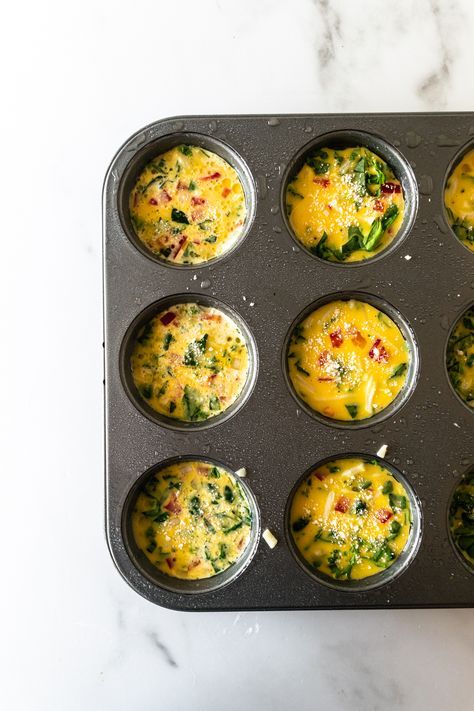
{"left": 131, "top": 303, "right": 249, "bottom": 422}
{"left": 132, "top": 461, "right": 252, "bottom": 580}
{"left": 290, "top": 458, "right": 412, "bottom": 581}
{"left": 287, "top": 299, "right": 410, "bottom": 421}
{"left": 129, "top": 144, "right": 246, "bottom": 264}
{"left": 444, "top": 148, "right": 474, "bottom": 252}
{"left": 446, "top": 306, "right": 474, "bottom": 408}
{"left": 449, "top": 471, "right": 474, "bottom": 569}
{"left": 286, "top": 146, "right": 405, "bottom": 262}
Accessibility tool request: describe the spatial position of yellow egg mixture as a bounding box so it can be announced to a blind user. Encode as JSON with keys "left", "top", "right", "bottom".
{"left": 129, "top": 144, "right": 246, "bottom": 264}
{"left": 290, "top": 458, "right": 412, "bottom": 581}
{"left": 132, "top": 461, "right": 252, "bottom": 580}
{"left": 286, "top": 146, "right": 404, "bottom": 262}
{"left": 288, "top": 299, "right": 409, "bottom": 421}
{"left": 444, "top": 147, "right": 474, "bottom": 251}
{"left": 131, "top": 303, "right": 249, "bottom": 422}
{"left": 446, "top": 306, "right": 474, "bottom": 408}
{"left": 449, "top": 471, "right": 474, "bottom": 568}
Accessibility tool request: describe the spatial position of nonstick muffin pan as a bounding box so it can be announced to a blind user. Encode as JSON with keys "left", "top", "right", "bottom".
{"left": 103, "top": 113, "right": 474, "bottom": 610}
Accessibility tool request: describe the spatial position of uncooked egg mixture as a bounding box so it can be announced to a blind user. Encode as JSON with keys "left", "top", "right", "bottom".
{"left": 132, "top": 461, "right": 252, "bottom": 580}
{"left": 444, "top": 147, "right": 474, "bottom": 252}
{"left": 287, "top": 299, "right": 409, "bottom": 421}
{"left": 129, "top": 144, "right": 246, "bottom": 264}
{"left": 290, "top": 457, "right": 412, "bottom": 581}
{"left": 286, "top": 146, "right": 405, "bottom": 262}
{"left": 131, "top": 303, "right": 249, "bottom": 422}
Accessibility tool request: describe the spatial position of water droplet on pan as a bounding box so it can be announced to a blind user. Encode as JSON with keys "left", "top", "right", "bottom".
{"left": 436, "top": 134, "right": 460, "bottom": 147}
{"left": 272, "top": 225, "right": 282, "bottom": 234}
{"left": 418, "top": 175, "right": 433, "bottom": 195}
{"left": 434, "top": 215, "right": 448, "bottom": 234}
{"left": 208, "top": 120, "right": 217, "bottom": 132}
{"left": 257, "top": 175, "right": 267, "bottom": 199}
{"left": 200, "top": 279, "right": 211, "bottom": 289}
{"left": 405, "top": 131, "right": 422, "bottom": 148}
{"left": 270, "top": 205, "right": 279, "bottom": 215}
{"left": 268, "top": 118, "right": 280, "bottom": 127}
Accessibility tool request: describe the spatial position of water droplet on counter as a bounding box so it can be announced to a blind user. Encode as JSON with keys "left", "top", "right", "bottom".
{"left": 270, "top": 205, "right": 279, "bottom": 215}
{"left": 418, "top": 175, "right": 433, "bottom": 195}
{"left": 200, "top": 279, "right": 211, "bottom": 289}
{"left": 405, "top": 131, "right": 422, "bottom": 148}
{"left": 268, "top": 118, "right": 280, "bottom": 127}
{"left": 436, "top": 134, "right": 460, "bottom": 147}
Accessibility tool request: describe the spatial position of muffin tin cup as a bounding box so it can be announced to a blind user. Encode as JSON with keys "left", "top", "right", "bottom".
{"left": 118, "top": 131, "right": 256, "bottom": 269}
{"left": 444, "top": 298, "right": 474, "bottom": 416}
{"left": 280, "top": 129, "right": 419, "bottom": 267}
{"left": 284, "top": 452, "right": 423, "bottom": 593}
{"left": 104, "top": 113, "right": 474, "bottom": 610}
{"left": 119, "top": 293, "right": 259, "bottom": 431}
{"left": 446, "top": 467, "right": 474, "bottom": 577}
{"left": 121, "top": 455, "right": 261, "bottom": 595}
{"left": 441, "top": 137, "right": 474, "bottom": 256}
{"left": 282, "top": 290, "right": 420, "bottom": 430}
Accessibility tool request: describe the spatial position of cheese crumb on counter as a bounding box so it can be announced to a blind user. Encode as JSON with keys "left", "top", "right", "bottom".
{"left": 262, "top": 529, "right": 278, "bottom": 549}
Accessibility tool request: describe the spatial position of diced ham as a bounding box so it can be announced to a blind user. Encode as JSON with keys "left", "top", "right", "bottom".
{"left": 318, "top": 376, "right": 334, "bottom": 382}
{"left": 373, "top": 199, "right": 385, "bottom": 212}
{"left": 191, "top": 208, "right": 205, "bottom": 222}
{"left": 150, "top": 190, "right": 172, "bottom": 205}
{"left": 177, "top": 181, "right": 189, "bottom": 190}
{"left": 172, "top": 235, "right": 187, "bottom": 259}
{"left": 347, "top": 327, "right": 366, "bottom": 348}
{"left": 318, "top": 350, "right": 331, "bottom": 366}
{"left": 165, "top": 557, "right": 176, "bottom": 569}
{"left": 164, "top": 493, "right": 182, "bottom": 514}
{"left": 222, "top": 187, "right": 231, "bottom": 197}
{"left": 314, "top": 470, "right": 326, "bottom": 481}
{"left": 191, "top": 196, "right": 206, "bottom": 205}
{"left": 188, "top": 559, "right": 201, "bottom": 570}
{"left": 335, "top": 496, "right": 350, "bottom": 513}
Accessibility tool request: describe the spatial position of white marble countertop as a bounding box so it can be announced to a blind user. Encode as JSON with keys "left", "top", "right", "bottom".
{"left": 1, "top": 1, "right": 473, "bottom": 709}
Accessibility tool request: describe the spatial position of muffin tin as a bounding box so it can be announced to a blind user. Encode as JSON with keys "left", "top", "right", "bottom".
{"left": 103, "top": 113, "right": 474, "bottom": 610}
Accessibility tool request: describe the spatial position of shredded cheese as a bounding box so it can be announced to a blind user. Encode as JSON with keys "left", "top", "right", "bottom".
{"left": 235, "top": 467, "right": 247, "bottom": 478}
{"left": 262, "top": 529, "right": 278, "bottom": 549}
{"left": 376, "top": 444, "right": 388, "bottom": 458}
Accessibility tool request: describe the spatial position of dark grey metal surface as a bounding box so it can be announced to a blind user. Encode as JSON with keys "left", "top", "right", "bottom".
{"left": 103, "top": 113, "right": 474, "bottom": 610}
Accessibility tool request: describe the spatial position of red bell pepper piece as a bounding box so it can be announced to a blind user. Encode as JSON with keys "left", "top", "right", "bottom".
{"left": 330, "top": 329, "right": 343, "bottom": 348}
{"left": 369, "top": 338, "right": 389, "bottom": 363}
{"left": 201, "top": 172, "right": 221, "bottom": 180}
{"left": 381, "top": 182, "right": 401, "bottom": 194}
{"left": 160, "top": 311, "right": 177, "bottom": 326}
